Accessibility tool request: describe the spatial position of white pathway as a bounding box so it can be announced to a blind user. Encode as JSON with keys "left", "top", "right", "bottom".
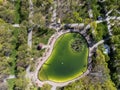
{"left": 28, "top": 0, "right": 34, "bottom": 48}
{"left": 26, "top": 6, "right": 120, "bottom": 90}
{"left": 12, "top": 24, "right": 20, "bottom": 27}
{"left": 28, "top": 23, "right": 108, "bottom": 89}
{"left": 88, "top": 9, "right": 93, "bottom": 18}
{"left": 3, "top": 75, "right": 15, "bottom": 83}
{"left": 30, "top": 30, "right": 90, "bottom": 88}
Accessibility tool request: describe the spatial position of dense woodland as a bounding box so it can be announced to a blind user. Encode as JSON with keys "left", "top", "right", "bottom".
{"left": 0, "top": 0, "right": 120, "bottom": 90}
{"left": 109, "top": 21, "right": 120, "bottom": 88}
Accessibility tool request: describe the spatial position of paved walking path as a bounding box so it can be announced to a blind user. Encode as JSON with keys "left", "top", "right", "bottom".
{"left": 12, "top": 24, "right": 20, "bottom": 27}
{"left": 28, "top": 0, "right": 34, "bottom": 48}
{"left": 26, "top": 1, "right": 120, "bottom": 88}
{"left": 29, "top": 29, "right": 91, "bottom": 88}
{"left": 3, "top": 75, "right": 16, "bottom": 83}
{"left": 30, "top": 18, "right": 114, "bottom": 88}
{"left": 30, "top": 23, "right": 108, "bottom": 88}
{"left": 27, "top": 23, "right": 109, "bottom": 89}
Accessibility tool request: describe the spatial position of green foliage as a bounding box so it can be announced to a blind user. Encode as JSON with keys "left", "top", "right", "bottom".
{"left": 32, "top": 12, "right": 46, "bottom": 27}
{"left": 92, "top": 5, "right": 100, "bottom": 20}
{"left": 91, "top": 21, "right": 97, "bottom": 31}
{"left": 0, "top": 0, "right": 28, "bottom": 24}
{"left": 20, "top": 0, "right": 29, "bottom": 21}
{"left": 62, "top": 0, "right": 88, "bottom": 23}
{"left": 35, "top": 0, "right": 53, "bottom": 8}
{"left": 73, "top": 12, "right": 83, "bottom": 22}
{"left": 91, "top": 0, "right": 101, "bottom": 20}
{"left": 0, "top": 1, "right": 16, "bottom": 23}
{"left": 15, "top": 0, "right": 21, "bottom": 23}
{"left": 40, "top": 84, "right": 51, "bottom": 90}
{"left": 63, "top": 49, "right": 116, "bottom": 90}
{"left": 33, "top": 0, "right": 53, "bottom": 25}
{"left": 84, "top": 18, "right": 92, "bottom": 25}
{"left": 111, "top": 35, "right": 120, "bottom": 44}
{"left": 0, "top": 0, "right": 120, "bottom": 89}
{"left": 93, "top": 22, "right": 108, "bottom": 42}
{"left": 7, "top": 79, "right": 15, "bottom": 90}
{"left": 39, "top": 33, "right": 88, "bottom": 82}
{"left": 0, "top": 18, "right": 30, "bottom": 89}
{"left": 112, "top": 27, "right": 120, "bottom": 35}
{"left": 70, "top": 37, "right": 86, "bottom": 52}
{"left": 109, "top": 24, "right": 120, "bottom": 88}
{"left": 14, "top": 77, "right": 28, "bottom": 90}
{"left": 105, "top": 0, "right": 120, "bottom": 11}
{"left": 63, "top": 11, "right": 83, "bottom": 23}
{"left": 30, "top": 27, "right": 55, "bottom": 71}
{"left": 0, "top": 0, "right": 3, "bottom": 4}
{"left": 0, "top": 19, "right": 16, "bottom": 76}
{"left": 33, "top": 27, "right": 55, "bottom": 45}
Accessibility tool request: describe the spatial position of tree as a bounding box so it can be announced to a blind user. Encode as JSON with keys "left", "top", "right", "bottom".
{"left": 14, "top": 78, "right": 28, "bottom": 90}
{"left": 32, "top": 12, "right": 46, "bottom": 27}
{"left": 40, "top": 84, "right": 51, "bottom": 90}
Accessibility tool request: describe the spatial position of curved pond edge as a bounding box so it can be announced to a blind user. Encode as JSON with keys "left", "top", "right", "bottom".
{"left": 33, "top": 29, "right": 91, "bottom": 87}
{"left": 38, "top": 32, "right": 89, "bottom": 82}
{"left": 37, "top": 30, "right": 89, "bottom": 83}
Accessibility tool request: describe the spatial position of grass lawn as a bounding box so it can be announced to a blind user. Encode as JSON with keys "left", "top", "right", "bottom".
{"left": 7, "top": 79, "right": 15, "bottom": 90}
{"left": 39, "top": 33, "right": 88, "bottom": 82}
{"left": 0, "top": 0, "right": 3, "bottom": 4}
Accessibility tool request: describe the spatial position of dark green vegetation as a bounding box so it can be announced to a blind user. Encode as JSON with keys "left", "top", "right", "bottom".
{"left": 57, "top": 49, "right": 116, "bottom": 90}
{"left": 92, "top": 22, "right": 108, "bottom": 42}
{"left": 90, "top": 0, "right": 120, "bottom": 20}
{"left": 0, "top": 1, "right": 16, "bottom": 23}
{"left": 109, "top": 21, "right": 120, "bottom": 88}
{"left": 57, "top": 0, "right": 89, "bottom": 23}
{"left": 33, "top": 27, "right": 55, "bottom": 45}
{"left": 0, "top": 17, "right": 54, "bottom": 89}
{"left": 0, "top": 0, "right": 54, "bottom": 89}
{"left": 59, "top": 0, "right": 120, "bottom": 23}
{"left": 7, "top": 79, "right": 15, "bottom": 90}
{"left": 0, "top": 19, "right": 16, "bottom": 77}
{"left": 32, "top": 0, "right": 53, "bottom": 27}
{"left": 30, "top": 27, "right": 55, "bottom": 71}
{"left": 0, "top": 0, "right": 29, "bottom": 24}
{"left": 0, "top": 18, "right": 29, "bottom": 89}
{"left": 0, "top": 0, "right": 120, "bottom": 90}
{"left": 71, "top": 38, "right": 86, "bottom": 52}
{"left": 39, "top": 33, "right": 88, "bottom": 82}
{"left": 38, "top": 84, "right": 52, "bottom": 90}
{"left": 14, "top": 0, "right": 21, "bottom": 23}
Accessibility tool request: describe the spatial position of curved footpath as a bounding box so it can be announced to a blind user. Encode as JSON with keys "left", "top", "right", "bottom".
{"left": 29, "top": 14, "right": 120, "bottom": 89}
{"left": 28, "top": 25, "right": 108, "bottom": 90}
{"left": 31, "top": 29, "right": 90, "bottom": 88}
{"left": 25, "top": 7, "right": 120, "bottom": 89}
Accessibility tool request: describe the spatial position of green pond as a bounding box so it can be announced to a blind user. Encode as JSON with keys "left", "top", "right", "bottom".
{"left": 39, "top": 33, "right": 88, "bottom": 82}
